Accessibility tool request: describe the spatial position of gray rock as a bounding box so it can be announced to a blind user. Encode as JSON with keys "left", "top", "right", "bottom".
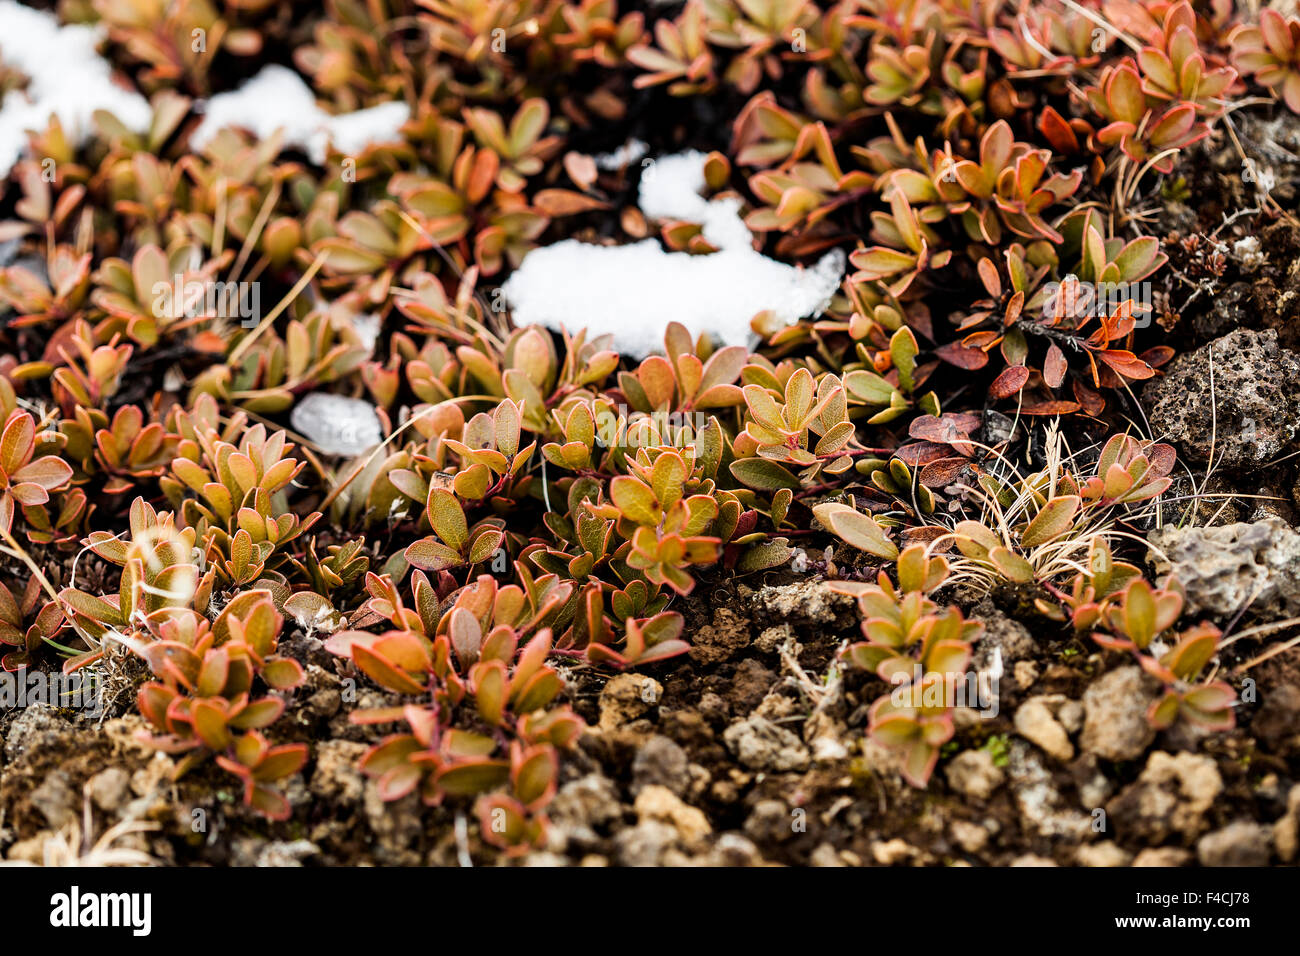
{"left": 614, "top": 820, "right": 678, "bottom": 866}
{"left": 31, "top": 770, "right": 77, "bottom": 828}
{"left": 1132, "top": 847, "right": 1192, "bottom": 867}
{"left": 1273, "top": 784, "right": 1300, "bottom": 862}
{"left": 5, "top": 704, "right": 73, "bottom": 763}
{"left": 1106, "top": 751, "right": 1223, "bottom": 844}
{"left": 705, "top": 832, "right": 764, "bottom": 866}
{"left": 1197, "top": 821, "right": 1272, "bottom": 867}
{"left": 1081, "top": 666, "right": 1159, "bottom": 761}
{"left": 810, "top": 842, "right": 849, "bottom": 866}
{"left": 631, "top": 735, "right": 690, "bottom": 796}
{"left": 547, "top": 773, "right": 623, "bottom": 853}
{"left": 550, "top": 773, "right": 622, "bottom": 830}
{"left": 1005, "top": 740, "right": 1092, "bottom": 839}
{"left": 86, "top": 767, "right": 132, "bottom": 815}
{"left": 256, "top": 839, "right": 320, "bottom": 867}
{"left": 944, "top": 749, "right": 1005, "bottom": 801}
{"left": 309, "top": 740, "right": 368, "bottom": 806}
{"left": 950, "top": 820, "right": 990, "bottom": 854}
{"left": 1149, "top": 517, "right": 1300, "bottom": 620}
{"left": 598, "top": 673, "right": 660, "bottom": 730}
{"left": 1144, "top": 328, "right": 1300, "bottom": 468}
{"left": 1014, "top": 697, "right": 1074, "bottom": 762}
{"left": 1076, "top": 841, "right": 1131, "bottom": 867}
{"left": 1194, "top": 281, "right": 1252, "bottom": 340}
{"left": 633, "top": 785, "right": 710, "bottom": 846}
{"left": 753, "top": 581, "right": 854, "bottom": 627}
{"left": 971, "top": 601, "right": 1038, "bottom": 669}
{"left": 743, "top": 799, "right": 794, "bottom": 844}
{"left": 722, "top": 715, "right": 809, "bottom": 773}
{"left": 362, "top": 784, "right": 423, "bottom": 866}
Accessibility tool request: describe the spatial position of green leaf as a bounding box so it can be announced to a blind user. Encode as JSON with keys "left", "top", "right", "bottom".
{"left": 784, "top": 368, "right": 815, "bottom": 428}
{"left": 989, "top": 547, "right": 1034, "bottom": 583}
{"left": 844, "top": 370, "right": 896, "bottom": 406}
{"left": 472, "top": 659, "right": 508, "bottom": 725}
{"left": 1123, "top": 579, "right": 1157, "bottom": 648}
{"left": 737, "top": 540, "right": 794, "bottom": 572}
{"left": 353, "top": 644, "right": 428, "bottom": 695}
{"left": 494, "top": 400, "right": 522, "bottom": 458}
{"left": 405, "top": 537, "right": 464, "bottom": 571}
{"left": 468, "top": 528, "right": 505, "bottom": 564}
{"left": 59, "top": 588, "right": 124, "bottom": 626}
{"left": 609, "top": 475, "right": 660, "bottom": 525}
{"left": 890, "top": 327, "right": 919, "bottom": 393}
{"left": 192, "top": 700, "right": 232, "bottom": 751}
{"left": 262, "top": 657, "right": 304, "bottom": 690}
{"left": 427, "top": 488, "right": 468, "bottom": 552}
{"left": 512, "top": 747, "right": 556, "bottom": 808}
{"left": 436, "top": 758, "right": 510, "bottom": 796}
{"left": 895, "top": 544, "right": 928, "bottom": 593}
{"left": 252, "top": 743, "right": 309, "bottom": 782}
{"left": 1020, "top": 495, "right": 1081, "bottom": 548}
{"left": 812, "top": 503, "right": 899, "bottom": 560}
{"left": 729, "top": 458, "right": 801, "bottom": 491}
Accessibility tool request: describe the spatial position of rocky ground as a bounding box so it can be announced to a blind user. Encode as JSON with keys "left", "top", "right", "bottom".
{"left": 4, "top": 19, "right": 1300, "bottom": 871}
{"left": 3, "top": 530, "right": 1299, "bottom": 867}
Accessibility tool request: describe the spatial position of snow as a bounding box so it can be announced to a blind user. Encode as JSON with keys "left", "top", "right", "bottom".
{"left": 348, "top": 312, "right": 382, "bottom": 354}
{"left": 501, "top": 150, "right": 845, "bottom": 358}
{"left": 0, "top": 1, "right": 151, "bottom": 179}
{"left": 190, "top": 65, "right": 409, "bottom": 165}
{"left": 594, "top": 137, "right": 648, "bottom": 170}
{"left": 290, "top": 393, "right": 383, "bottom": 457}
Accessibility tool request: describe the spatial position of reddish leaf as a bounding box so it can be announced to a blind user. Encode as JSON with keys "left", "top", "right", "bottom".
{"left": 1020, "top": 401, "right": 1082, "bottom": 416}
{"left": 1097, "top": 349, "right": 1155, "bottom": 380}
{"left": 893, "top": 441, "right": 949, "bottom": 466}
{"left": 533, "top": 189, "right": 610, "bottom": 216}
{"left": 934, "top": 341, "right": 989, "bottom": 370}
{"left": 918, "top": 457, "right": 968, "bottom": 487}
{"left": 1073, "top": 379, "right": 1106, "bottom": 416}
{"left": 1037, "top": 106, "right": 1079, "bottom": 153}
{"left": 989, "top": 365, "right": 1030, "bottom": 399}
{"left": 1043, "top": 344, "right": 1068, "bottom": 389}
{"left": 1139, "top": 345, "right": 1175, "bottom": 368}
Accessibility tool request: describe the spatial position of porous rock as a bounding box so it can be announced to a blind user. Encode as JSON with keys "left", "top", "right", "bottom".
{"left": 722, "top": 715, "right": 809, "bottom": 772}
{"left": 1080, "top": 666, "right": 1159, "bottom": 761}
{"left": 1149, "top": 517, "right": 1300, "bottom": 620}
{"left": 1106, "top": 751, "right": 1222, "bottom": 844}
{"left": 1144, "top": 328, "right": 1300, "bottom": 468}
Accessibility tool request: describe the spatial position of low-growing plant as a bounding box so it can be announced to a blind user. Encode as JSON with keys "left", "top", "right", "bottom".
{"left": 325, "top": 573, "right": 582, "bottom": 853}
{"left": 0, "top": 0, "right": 1282, "bottom": 854}
{"left": 1046, "top": 539, "right": 1235, "bottom": 733}
{"left": 830, "top": 545, "right": 983, "bottom": 787}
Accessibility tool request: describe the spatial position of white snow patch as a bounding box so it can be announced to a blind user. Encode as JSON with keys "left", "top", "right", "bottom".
{"left": 594, "top": 137, "right": 648, "bottom": 170}
{"left": 346, "top": 312, "right": 382, "bottom": 354}
{"left": 191, "top": 65, "right": 409, "bottom": 165}
{"left": 290, "top": 392, "right": 383, "bottom": 457}
{"left": 502, "top": 150, "right": 844, "bottom": 358}
{"left": 0, "top": 1, "right": 151, "bottom": 179}
{"left": 1233, "top": 235, "right": 1265, "bottom": 274}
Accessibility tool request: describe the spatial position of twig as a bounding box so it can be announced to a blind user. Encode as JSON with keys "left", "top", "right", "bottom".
{"left": 227, "top": 249, "right": 327, "bottom": 365}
